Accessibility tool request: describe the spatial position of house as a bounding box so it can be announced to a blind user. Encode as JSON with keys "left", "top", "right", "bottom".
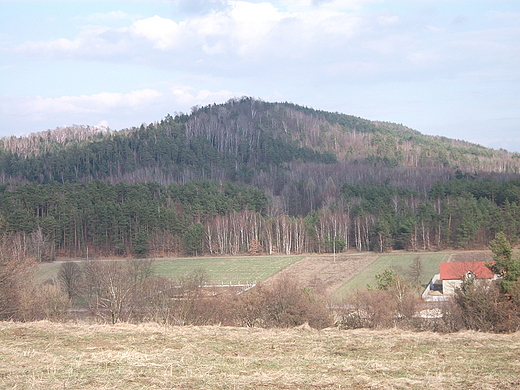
{"left": 423, "top": 261, "right": 497, "bottom": 301}
{"left": 439, "top": 261, "right": 496, "bottom": 295}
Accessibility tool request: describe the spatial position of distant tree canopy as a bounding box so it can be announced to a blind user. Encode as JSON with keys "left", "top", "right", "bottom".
{"left": 0, "top": 106, "right": 337, "bottom": 185}
{"left": 0, "top": 97, "right": 517, "bottom": 188}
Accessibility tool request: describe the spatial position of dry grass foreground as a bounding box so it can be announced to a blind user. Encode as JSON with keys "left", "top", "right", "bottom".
{"left": 1, "top": 322, "right": 520, "bottom": 390}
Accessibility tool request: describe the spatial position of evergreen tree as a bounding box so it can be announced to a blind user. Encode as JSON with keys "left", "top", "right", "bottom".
{"left": 183, "top": 223, "right": 205, "bottom": 256}
{"left": 132, "top": 231, "right": 149, "bottom": 258}
{"left": 488, "top": 232, "right": 520, "bottom": 296}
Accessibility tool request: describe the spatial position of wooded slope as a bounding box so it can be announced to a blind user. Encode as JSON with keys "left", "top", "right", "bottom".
{"left": 1, "top": 97, "right": 520, "bottom": 257}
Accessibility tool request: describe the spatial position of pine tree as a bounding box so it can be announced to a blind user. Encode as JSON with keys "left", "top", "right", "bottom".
{"left": 487, "top": 232, "right": 520, "bottom": 296}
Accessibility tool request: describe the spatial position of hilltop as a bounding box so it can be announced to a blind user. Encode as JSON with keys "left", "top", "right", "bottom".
{"left": 2, "top": 97, "right": 519, "bottom": 190}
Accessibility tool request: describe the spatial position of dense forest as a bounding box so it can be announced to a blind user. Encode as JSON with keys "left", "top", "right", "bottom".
{"left": 2, "top": 97, "right": 520, "bottom": 259}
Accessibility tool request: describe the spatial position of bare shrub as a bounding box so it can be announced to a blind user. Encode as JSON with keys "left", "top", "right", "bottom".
{"left": 58, "top": 262, "right": 83, "bottom": 302}
{"left": 236, "top": 277, "right": 333, "bottom": 329}
{"left": 234, "top": 284, "right": 268, "bottom": 327}
{"left": 0, "top": 234, "right": 36, "bottom": 321}
{"left": 133, "top": 275, "right": 177, "bottom": 324}
{"left": 183, "top": 294, "right": 235, "bottom": 326}
{"left": 168, "top": 268, "right": 210, "bottom": 325}
{"left": 338, "top": 280, "right": 423, "bottom": 330}
{"left": 82, "top": 260, "right": 156, "bottom": 324}
{"left": 130, "top": 268, "right": 234, "bottom": 326}
{"left": 340, "top": 289, "right": 396, "bottom": 329}
{"left": 37, "top": 283, "right": 70, "bottom": 321}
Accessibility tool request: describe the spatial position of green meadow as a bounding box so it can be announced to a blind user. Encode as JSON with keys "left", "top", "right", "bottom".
{"left": 334, "top": 252, "right": 451, "bottom": 296}
{"left": 37, "top": 255, "right": 304, "bottom": 286}
{"left": 152, "top": 255, "right": 303, "bottom": 285}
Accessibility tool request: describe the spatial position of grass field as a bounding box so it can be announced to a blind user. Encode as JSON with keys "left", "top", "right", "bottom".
{"left": 334, "top": 252, "right": 451, "bottom": 296}
{"left": 36, "top": 255, "right": 304, "bottom": 285}
{"left": 153, "top": 255, "right": 304, "bottom": 285}
{"left": 1, "top": 321, "right": 519, "bottom": 389}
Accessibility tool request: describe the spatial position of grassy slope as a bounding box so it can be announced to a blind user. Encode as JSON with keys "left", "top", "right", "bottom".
{"left": 153, "top": 255, "right": 304, "bottom": 285}
{"left": 1, "top": 321, "right": 519, "bottom": 390}
{"left": 36, "top": 256, "right": 304, "bottom": 285}
{"left": 334, "top": 252, "right": 451, "bottom": 296}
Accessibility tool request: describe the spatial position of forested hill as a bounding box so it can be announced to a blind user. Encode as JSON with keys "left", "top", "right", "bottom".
{"left": 1, "top": 97, "right": 519, "bottom": 188}
{"left": 2, "top": 96, "right": 520, "bottom": 258}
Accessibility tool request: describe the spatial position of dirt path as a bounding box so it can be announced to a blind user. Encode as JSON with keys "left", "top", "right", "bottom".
{"left": 265, "top": 252, "right": 379, "bottom": 296}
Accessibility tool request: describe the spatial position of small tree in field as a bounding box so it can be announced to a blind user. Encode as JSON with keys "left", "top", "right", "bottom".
{"left": 408, "top": 256, "right": 423, "bottom": 291}
{"left": 58, "top": 262, "right": 83, "bottom": 302}
{"left": 374, "top": 268, "right": 397, "bottom": 290}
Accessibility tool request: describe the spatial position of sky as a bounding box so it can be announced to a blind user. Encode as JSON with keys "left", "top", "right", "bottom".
{"left": 1, "top": 0, "right": 519, "bottom": 152}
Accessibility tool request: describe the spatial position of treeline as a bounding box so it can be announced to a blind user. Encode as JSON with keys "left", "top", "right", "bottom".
{"left": 2, "top": 175, "right": 520, "bottom": 259}
{"left": 339, "top": 174, "right": 520, "bottom": 252}
{"left": 0, "top": 180, "right": 267, "bottom": 259}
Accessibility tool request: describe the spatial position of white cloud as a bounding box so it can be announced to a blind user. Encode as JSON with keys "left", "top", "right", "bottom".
{"left": 487, "top": 11, "right": 520, "bottom": 22}
{"left": 7, "top": 2, "right": 518, "bottom": 88}
{"left": 32, "top": 89, "right": 163, "bottom": 113}
{"left": 0, "top": 86, "right": 240, "bottom": 135}
{"left": 171, "top": 86, "right": 235, "bottom": 106}
{"left": 13, "top": 1, "right": 512, "bottom": 84}
{"left": 131, "top": 16, "right": 181, "bottom": 50}
{"left": 96, "top": 120, "right": 110, "bottom": 130}
{"left": 14, "top": 25, "right": 134, "bottom": 60}
{"left": 0, "top": 89, "right": 164, "bottom": 132}
{"left": 10, "top": 2, "right": 364, "bottom": 68}
{"left": 227, "top": 1, "right": 287, "bottom": 56}
{"left": 87, "top": 11, "right": 136, "bottom": 23}
{"left": 17, "top": 38, "right": 81, "bottom": 56}
{"left": 175, "top": 0, "right": 230, "bottom": 15}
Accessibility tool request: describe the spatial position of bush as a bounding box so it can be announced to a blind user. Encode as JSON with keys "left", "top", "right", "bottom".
{"left": 236, "top": 277, "right": 333, "bottom": 329}
{"left": 338, "top": 289, "right": 396, "bottom": 329}
{"left": 453, "top": 279, "right": 520, "bottom": 333}
{"left": 338, "top": 275, "right": 423, "bottom": 330}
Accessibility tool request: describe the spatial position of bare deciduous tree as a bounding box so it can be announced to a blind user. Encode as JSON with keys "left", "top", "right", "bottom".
{"left": 58, "top": 262, "right": 83, "bottom": 302}
{"left": 0, "top": 234, "right": 34, "bottom": 320}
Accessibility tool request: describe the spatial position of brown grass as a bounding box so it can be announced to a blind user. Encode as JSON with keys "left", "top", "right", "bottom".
{"left": 449, "top": 250, "right": 494, "bottom": 263}
{"left": 266, "top": 253, "right": 378, "bottom": 296}
{"left": 1, "top": 321, "right": 519, "bottom": 389}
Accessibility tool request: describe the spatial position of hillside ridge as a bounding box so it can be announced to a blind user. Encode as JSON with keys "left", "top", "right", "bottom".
{"left": 1, "top": 97, "right": 519, "bottom": 187}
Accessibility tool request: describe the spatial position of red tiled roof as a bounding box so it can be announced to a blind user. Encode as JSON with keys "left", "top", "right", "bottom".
{"left": 440, "top": 261, "right": 495, "bottom": 280}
